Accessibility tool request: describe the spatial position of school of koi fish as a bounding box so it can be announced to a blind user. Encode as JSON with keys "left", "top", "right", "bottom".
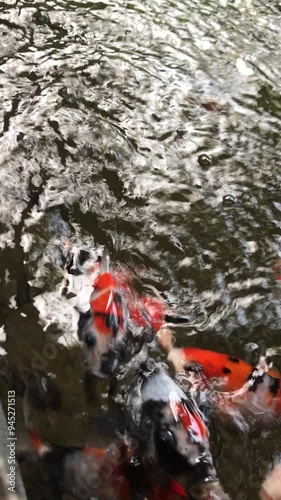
{"left": 20, "top": 244, "right": 281, "bottom": 499}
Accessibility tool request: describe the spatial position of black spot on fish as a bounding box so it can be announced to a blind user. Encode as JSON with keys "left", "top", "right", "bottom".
{"left": 184, "top": 362, "right": 203, "bottom": 375}
{"left": 65, "top": 253, "right": 81, "bottom": 275}
{"left": 269, "top": 377, "right": 280, "bottom": 397}
{"left": 78, "top": 249, "right": 90, "bottom": 266}
{"left": 248, "top": 375, "right": 264, "bottom": 393}
{"left": 84, "top": 333, "right": 96, "bottom": 348}
{"left": 222, "top": 367, "right": 231, "bottom": 375}
{"left": 228, "top": 356, "right": 240, "bottom": 364}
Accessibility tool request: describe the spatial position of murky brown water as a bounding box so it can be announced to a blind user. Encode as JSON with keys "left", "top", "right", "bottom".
{"left": 0, "top": 0, "right": 281, "bottom": 498}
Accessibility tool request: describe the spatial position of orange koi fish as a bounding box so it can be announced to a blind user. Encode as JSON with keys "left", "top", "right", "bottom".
{"left": 157, "top": 328, "right": 281, "bottom": 426}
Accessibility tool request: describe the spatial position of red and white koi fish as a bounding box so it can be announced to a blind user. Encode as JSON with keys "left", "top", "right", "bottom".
{"left": 78, "top": 248, "right": 128, "bottom": 378}
{"left": 76, "top": 246, "right": 190, "bottom": 378}
{"left": 157, "top": 328, "right": 281, "bottom": 427}
{"left": 127, "top": 361, "right": 230, "bottom": 499}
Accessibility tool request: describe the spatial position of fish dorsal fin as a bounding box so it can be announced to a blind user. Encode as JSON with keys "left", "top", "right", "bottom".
{"left": 100, "top": 247, "right": 110, "bottom": 274}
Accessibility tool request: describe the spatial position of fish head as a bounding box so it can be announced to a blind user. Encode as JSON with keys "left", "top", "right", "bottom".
{"left": 81, "top": 321, "right": 124, "bottom": 379}
{"left": 153, "top": 397, "right": 215, "bottom": 481}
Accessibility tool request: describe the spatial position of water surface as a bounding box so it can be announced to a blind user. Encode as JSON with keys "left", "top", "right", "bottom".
{"left": 0, "top": 0, "right": 281, "bottom": 498}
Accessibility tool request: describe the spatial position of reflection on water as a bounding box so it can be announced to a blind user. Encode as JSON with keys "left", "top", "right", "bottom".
{"left": 0, "top": 0, "right": 281, "bottom": 498}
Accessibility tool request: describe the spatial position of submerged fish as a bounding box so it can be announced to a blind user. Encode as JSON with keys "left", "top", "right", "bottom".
{"left": 26, "top": 364, "right": 226, "bottom": 499}
{"left": 78, "top": 248, "right": 190, "bottom": 379}
{"left": 126, "top": 361, "right": 229, "bottom": 499}
{"left": 157, "top": 328, "right": 254, "bottom": 392}
{"left": 26, "top": 429, "right": 134, "bottom": 499}
{"left": 26, "top": 424, "right": 201, "bottom": 499}
{"left": 78, "top": 248, "right": 129, "bottom": 378}
{"left": 157, "top": 328, "right": 281, "bottom": 426}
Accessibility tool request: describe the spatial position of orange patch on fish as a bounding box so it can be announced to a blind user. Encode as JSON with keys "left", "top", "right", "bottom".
{"left": 90, "top": 287, "right": 124, "bottom": 336}
{"left": 182, "top": 348, "right": 253, "bottom": 392}
{"left": 93, "top": 272, "right": 117, "bottom": 290}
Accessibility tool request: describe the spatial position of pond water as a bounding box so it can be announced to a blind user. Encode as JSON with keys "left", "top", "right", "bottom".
{"left": 0, "top": 0, "right": 281, "bottom": 498}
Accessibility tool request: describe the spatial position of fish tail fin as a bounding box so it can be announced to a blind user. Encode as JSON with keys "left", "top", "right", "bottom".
{"left": 157, "top": 326, "right": 173, "bottom": 352}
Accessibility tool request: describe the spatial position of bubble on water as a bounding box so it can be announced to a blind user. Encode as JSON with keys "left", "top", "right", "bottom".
{"left": 222, "top": 194, "right": 236, "bottom": 207}
{"left": 244, "top": 342, "right": 259, "bottom": 352}
{"left": 198, "top": 154, "right": 212, "bottom": 168}
{"left": 176, "top": 128, "right": 186, "bottom": 137}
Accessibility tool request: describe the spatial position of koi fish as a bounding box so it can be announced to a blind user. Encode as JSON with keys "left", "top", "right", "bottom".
{"left": 77, "top": 248, "right": 190, "bottom": 379}
{"left": 127, "top": 361, "right": 230, "bottom": 499}
{"left": 78, "top": 248, "right": 128, "bottom": 378}
{"left": 157, "top": 328, "right": 281, "bottom": 426}
{"left": 62, "top": 240, "right": 190, "bottom": 332}
{"left": 62, "top": 241, "right": 192, "bottom": 380}
{"left": 157, "top": 328, "right": 254, "bottom": 392}
{"left": 25, "top": 429, "right": 133, "bottom": 499}
{"left": 260, "top": 463, "right": 281, "bottom": 500}
{"left": 26, "top": 424, "right": 200, "bottom": 499}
